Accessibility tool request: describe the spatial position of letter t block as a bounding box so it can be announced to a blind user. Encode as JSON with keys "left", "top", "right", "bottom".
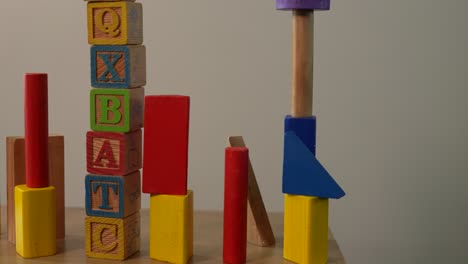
{"left": 90, "top": 87, "right": 144, "bottom": 133}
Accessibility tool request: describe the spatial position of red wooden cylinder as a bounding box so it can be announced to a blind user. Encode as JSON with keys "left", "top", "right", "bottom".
{"left": 24, "top": 73, "right": 49, "bottom": 188}
{"left": 223, "top": 147, "right": 248, "bottom": 264}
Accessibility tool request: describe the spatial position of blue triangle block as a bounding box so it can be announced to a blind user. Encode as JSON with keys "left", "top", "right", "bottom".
{"left": 282, "top": 131, "right": 345, "bottom": 199}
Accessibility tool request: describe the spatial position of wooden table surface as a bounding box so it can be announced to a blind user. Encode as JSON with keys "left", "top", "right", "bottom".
{"left": 0, "top": 208, "right": 345, "bottom": 263}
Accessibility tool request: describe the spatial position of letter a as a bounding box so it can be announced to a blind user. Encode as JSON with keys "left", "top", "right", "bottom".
{"left": 94, "top": 140, "right": 118, "bottom": 168}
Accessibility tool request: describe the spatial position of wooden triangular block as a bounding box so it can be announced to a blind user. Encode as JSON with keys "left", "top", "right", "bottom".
{"left": 228, "top": 136, "right": 275, "bottom": 247}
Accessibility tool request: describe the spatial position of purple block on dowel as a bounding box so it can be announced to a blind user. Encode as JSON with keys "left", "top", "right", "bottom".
{"left": 276, "top": 0, "right": 330, "bottom": 10}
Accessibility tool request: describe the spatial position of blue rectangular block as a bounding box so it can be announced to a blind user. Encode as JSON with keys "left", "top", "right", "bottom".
{"left": 91, "top": 45, "right": 146, "bottom": 89}
{"left": 85, "top": 172, "right": 141, "bottom": 218}
{"left": 285, "top": 115, "right": 316, "bottom": 156}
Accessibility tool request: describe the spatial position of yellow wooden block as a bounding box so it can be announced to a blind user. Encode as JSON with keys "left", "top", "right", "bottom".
{"left": 85, "top": 212, "right": 140, "bottom": 260}
{"left": 87, "top": 1, "right": 143, "bottom": 45}
{"left": 150, "top": 190, "right": 194, "bottom": 264}
{"left": 284, "top": 194, "right": 329, "bottom": 264}
{"left": 15, "top": 185, "right": 56, "bottom": 258}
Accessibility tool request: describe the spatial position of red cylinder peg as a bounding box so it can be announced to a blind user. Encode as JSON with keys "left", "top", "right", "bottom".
{"left": 24, "top": 73, "right": 49, "bottom": 188}
{"left": 223, "top": 147, "right": 249, "bottom": 264}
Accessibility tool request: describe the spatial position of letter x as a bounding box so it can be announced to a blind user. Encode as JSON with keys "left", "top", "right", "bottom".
{"left": 98, "top": 53, "right": 124, "bottom": 82}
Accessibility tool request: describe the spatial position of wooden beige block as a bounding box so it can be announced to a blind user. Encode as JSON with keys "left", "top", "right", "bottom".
{"left": 6, "top": 135, "right": 65, "bottom": 244}
{"left": 228, "top": 136, "right": 275, "bottom": 247}
{"left": 85, "top": 172, "right": 141, "bottom": 218}
{"left": 87, "top": 1, "right": 143, "bottom": 45}
{"left": 85, "top": 212, "right": 140, "bottom": 260}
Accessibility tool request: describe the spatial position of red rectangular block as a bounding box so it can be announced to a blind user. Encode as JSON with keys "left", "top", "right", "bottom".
{"left": 143, "top": 95, "right": 190, "bottom": 195}
{"left": 87, "top": 130, "right": 142, "bottom": 176}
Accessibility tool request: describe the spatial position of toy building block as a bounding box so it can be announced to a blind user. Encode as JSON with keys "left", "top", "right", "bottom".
{"left": 91, "top": 45, "right": 146, "bottom": 89}
{"left": 85, "top": 172, "right": 141, "bottom": 218}
{"left": 87, "top": 1, "right": 143, "bottom": 45}
{"left": 87, "top": 130, "right": 142, "bottom": 176}
{"left": 283, "top": 131, "right": 345, "bottom": 198}
{"left": 15, "top": 73, "right": 57, "bottom": 258}
{"left": 143, "top": 95, "right": 190, "bottom": 195}
{"left": 150, "top": 190, "right": 193, "bottom": 264}
{"left": 228, "top": 136, "right": 275, "bottom": 247}
{"left": 15, "top": 185, "right": 56, "bottom": 258}
{"left": 6, "top": 135, "right": 65, "bottom": 244}
{"left": 284, "top": 194, "right": 328, "bottom": 264}
{"left": 86, "top": 212, "right": 140, "bottom": 260}
{"left": 285, "top": 115, "right": 317, "bottom": 155}
{"left": 276, "top": 0, "right": 331, "bottom": 10}
{"left": 90, "top": 87, "right": 144, "bottom": 133}
{"left": 223, "top": 147, "right": 248, "bottom": 264}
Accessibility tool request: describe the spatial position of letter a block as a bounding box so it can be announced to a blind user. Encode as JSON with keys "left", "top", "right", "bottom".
{"left": 86, "top": 212, "right": 140, "bottom": 260}
{"left": 87, "top": 1, "right": 143, "bottom": 45}
{"left": 15, "top": 185, "right": 56, "bottom": 258}
{"left": 91, "top": 45, "right": 146, "bottom": 89}
{"left": 90, "top": 87, "right": 144, "bottom": 133}
{"left": 150, "top": 190, "right": 194, "bottom": 264}
{"left": 85, "top": 172, "right": 141, "bottom": 218}
{"left": 284, "top": 194, "right": 329, "bottom": 264}
{"left": 87, "top": 130, "right": 142, "bottom": 175}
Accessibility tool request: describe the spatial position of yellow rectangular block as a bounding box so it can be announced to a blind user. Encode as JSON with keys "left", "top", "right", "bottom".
{"left": 150, "top": 190, "right": 194, "bottom": 264}
{"left": 15, "top": 185, "right": 56, "bottom": 258}
{"left": 87, "top": 1, "right": 143, "bottom": 45}
{"left": 284, "top": 194, "right": 329, "bottom": 264}
{"left": 85, "top": 212, "right": 140, "bottom": 260}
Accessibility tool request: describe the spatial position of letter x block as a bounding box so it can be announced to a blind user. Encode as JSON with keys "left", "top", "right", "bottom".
{"left": 90, "top": 87, "right": 144, "bottom": 133}
{"left": 87, "top": 1, "right": 143, "bottom": 45}
{"left": 86, "top": 212, "right": 140, "bottom": 260}
{"left": 87, "top": 130, "right": 142, "bottom": 176}
{"left": 91, "top": 45, "right": 146, "bottom": 89}
{"left": 85, "top": 172, "right": 141, "bottom": 218}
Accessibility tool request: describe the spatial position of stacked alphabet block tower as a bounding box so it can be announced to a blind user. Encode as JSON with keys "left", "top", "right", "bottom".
{"left": 85, "top": 0, "right": 144, "bottom": 260}
{"left": 143, "top": 95, "right": 193, "bottom": 264}
{"left": 276, "top": 1, "right": 345, "bottom": 264}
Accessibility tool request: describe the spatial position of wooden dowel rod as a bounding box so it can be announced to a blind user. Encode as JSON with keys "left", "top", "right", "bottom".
{"left": 291, "top": 10, "right": 314, "bottom": 117}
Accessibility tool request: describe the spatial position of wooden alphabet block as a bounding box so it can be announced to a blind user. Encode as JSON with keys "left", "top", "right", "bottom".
{"left": 143, "top": 95, "right": 190, "bottom": 195}
{"left": 284, "top": 194, "right": 329, "bottom": 264}
{"left": 86, "top": 212, "right": 140, "bottom": 260}
{"left": 15, "top": 185, "right": 56, "bottom": 258}
{"left": 87, "top": 1, "right": 143, "bottom": 45}
{"left": 87, "top": 130, "right": 142, "bottom": 175}
{"left": 85, "top": 172, "right": 141, "bottom": 218}
{"left": 90, "top": 87, "right": 144, "bottom": 133}
{"left": 6, "top": 135, "right": 65, "bottom": 244}
{"left": 150, "top": 190, "right": 193, "bottom": 264}
{"left": 91, "top": 45, "right": 146, "bottom": 89}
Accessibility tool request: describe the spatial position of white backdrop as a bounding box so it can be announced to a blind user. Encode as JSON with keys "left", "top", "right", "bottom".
{"left": 1, "top": 1, "right": 467, "bottom": 263}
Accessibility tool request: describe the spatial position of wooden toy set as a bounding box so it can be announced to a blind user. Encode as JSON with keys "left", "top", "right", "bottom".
{"left": 85, "top": 0, "right": 144, "bottom": 260}
{"left": 1, "top": 1, "right": 346, "bottom": 263}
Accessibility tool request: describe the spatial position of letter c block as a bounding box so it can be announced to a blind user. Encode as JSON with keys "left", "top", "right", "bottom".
{"left": 90, "top": 87, "right": 144, "bottom": 133}
{"left": 86, "top": 212, "right": 140, "bottom": 260}
{"left": 87, "top": 1, "right": 143, "bottom": 45}
{"left": 85, "top": 172, "right": 141, "bottom": 218}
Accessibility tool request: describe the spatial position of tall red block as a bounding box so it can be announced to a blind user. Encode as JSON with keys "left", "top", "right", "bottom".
{"left": 142, "top": 95, "right": 190, "bottom": 195}
{"left": 223, "top": 147, "right": 249, "bottom": 264}
{"left": 24, "top": 73, "right": 49, "bottom": 188}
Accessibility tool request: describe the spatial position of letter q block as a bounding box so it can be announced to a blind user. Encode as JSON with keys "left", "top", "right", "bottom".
{"left": 86, "top": 212, "right": 140, "bottom": 260}
{"left": 87, "top": 130, "right": 142, "bottom": 175}
{"left": 85, "top": 172, "right": 141, "bottom": 218}
{"left": 87, "top": 1, "right": 143, "bottom": 45}
{"left": 90, "top": 87, "right": 144, "bottom": 133}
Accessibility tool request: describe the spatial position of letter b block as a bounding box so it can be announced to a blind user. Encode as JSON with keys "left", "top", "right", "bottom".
{"left": 85, "top": 172, "right": 141, "bottom": 218}
{"left": 90, "top": 87, "right": 144, "bottom": 133}
{"left": 91, "top": 45, "right": 146, "bottom": 89}
{"left": 86, "top": 212, "right": 140, "bottom": 260}
{"left": 87, "top": 2, "right": 143, "bottom": 45}
{"left": 87, "top": 130, "right": 142, "bottom": 175}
